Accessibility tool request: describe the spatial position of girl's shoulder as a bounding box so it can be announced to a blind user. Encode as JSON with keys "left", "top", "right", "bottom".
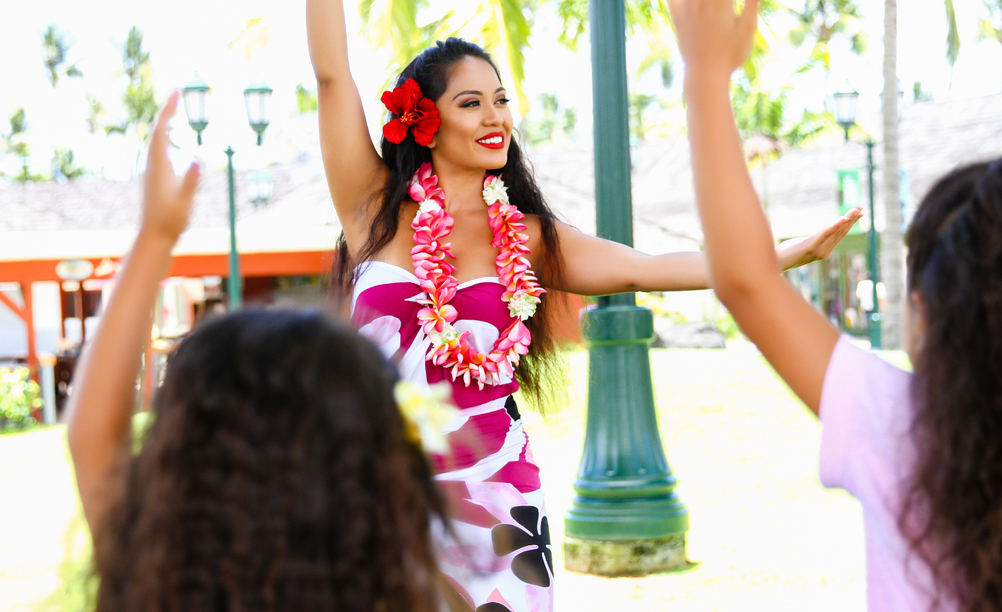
{"left": 818, "top": 336, "right": 914, "bottom": 491}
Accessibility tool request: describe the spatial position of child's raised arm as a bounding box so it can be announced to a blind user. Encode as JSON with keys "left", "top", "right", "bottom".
{"left": 66, "top": 92, "right": 200, "bottom": 533}
{"left": 668, "top": 0, "right": 849, "bottom": 414}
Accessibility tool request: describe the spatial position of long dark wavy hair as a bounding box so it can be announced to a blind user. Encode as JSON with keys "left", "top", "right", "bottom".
{"left": 901, "top": 159, "right": 1002, "bottom": 612}
{"left": 94, "top": 310, "right": 447, "bottom": 612}
{"left": 331, "top": 38, "right": 566, "bottom": 412}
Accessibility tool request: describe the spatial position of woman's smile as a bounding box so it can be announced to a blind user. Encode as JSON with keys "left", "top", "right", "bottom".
{"left": 476, "top": 132, "right": 505, "bottom": 149}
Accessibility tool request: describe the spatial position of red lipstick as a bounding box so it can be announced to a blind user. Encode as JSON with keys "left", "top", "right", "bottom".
{"left": 476, "top": 132, "right": 505, "bottom": 149}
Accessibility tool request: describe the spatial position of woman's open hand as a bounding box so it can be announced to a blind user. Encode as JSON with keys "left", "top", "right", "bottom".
{"left": 668, "top": 0, "right": 760, "bottom": 77}
{"left": 777, "top": 207, "right": 864, "bottom": 270}
{"left": 141, "top": 90, "right": 200, "bottom": 241}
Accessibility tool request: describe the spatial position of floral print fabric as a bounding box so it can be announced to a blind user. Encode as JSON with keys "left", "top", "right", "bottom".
{"left": 353, "top": 262, "right": 554, "bottom": 612}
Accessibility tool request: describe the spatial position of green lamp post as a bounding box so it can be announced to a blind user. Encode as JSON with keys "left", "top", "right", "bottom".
{"left": 834, "top": 85, "right": 881, "bottom": 349}
{"left": 562, "top": 0, "right": 688, "bottom": 576}
{"left": 182, "top": 74, "right": 272, "bottom": 310}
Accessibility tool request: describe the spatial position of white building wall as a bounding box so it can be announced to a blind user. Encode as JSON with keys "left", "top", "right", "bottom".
{"left": 33, "top": 282, "right": 61, "bottom": 356}
{"left": 0, "top": 282, "right": 63, "bottom": 361}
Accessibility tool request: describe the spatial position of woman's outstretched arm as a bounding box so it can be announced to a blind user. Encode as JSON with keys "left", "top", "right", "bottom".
{"left": 307, "top": 0, "right": 387, "bottom": 255}
{"left": 66, "top": 92, "right": 201, "bottom": 532}
{"left": 545, "top": 207, "right": 860, "bottom": 295}
{"left": 666, "top": 0, "right": 840, "bottom": 415}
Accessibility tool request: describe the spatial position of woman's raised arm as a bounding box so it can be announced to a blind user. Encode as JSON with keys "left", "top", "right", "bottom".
{"left": 544, "top": 208, "right": 860, "bottom": 296}
{"left": 307, "top": 0, "right": 387, "bottom": 254}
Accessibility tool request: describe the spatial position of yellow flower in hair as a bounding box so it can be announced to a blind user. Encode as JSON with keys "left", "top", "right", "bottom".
{"left": 393, "top": 381, "right": 458, "bottom": 454}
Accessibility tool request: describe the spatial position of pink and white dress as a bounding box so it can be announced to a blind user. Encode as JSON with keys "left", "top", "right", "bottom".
{"left": 352, "top": 261, "right": 554, "bottom": 612}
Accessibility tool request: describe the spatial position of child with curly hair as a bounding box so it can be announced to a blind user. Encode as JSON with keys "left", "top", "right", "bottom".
{"left": 66, "top": 92, "right": 450, "bottom": 612}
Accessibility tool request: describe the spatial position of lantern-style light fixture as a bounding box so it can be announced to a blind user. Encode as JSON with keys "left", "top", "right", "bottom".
{"left": 880, "top": 83, "right": 906, "bottom": 120}
{"left": 182, "top": 73, "right": 211, "bottom": 145}
{"left": 246, "top": 169, "right": 274, "bottom": 208}
{"left": 243, "top": 81, "right": 273, "bottom": 146}
{"left": 833, "top": 84, "right": 859, "bottom": 141}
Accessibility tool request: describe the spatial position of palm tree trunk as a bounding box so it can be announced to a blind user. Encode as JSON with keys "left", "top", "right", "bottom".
{"left": 881, "top": 0, "right": 904, "bottom": 349}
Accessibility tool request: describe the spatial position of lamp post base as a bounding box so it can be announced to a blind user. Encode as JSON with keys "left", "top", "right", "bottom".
{"left": 563, "top": 303, "right": 689, "bottom": 575}
{"left": 564, "top": 535, "right": 688, "bottom": 576}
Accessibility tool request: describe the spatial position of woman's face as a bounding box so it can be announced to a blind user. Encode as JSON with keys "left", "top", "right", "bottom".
{"left": 429, "top": 56, "right": 513, "bottom": 172}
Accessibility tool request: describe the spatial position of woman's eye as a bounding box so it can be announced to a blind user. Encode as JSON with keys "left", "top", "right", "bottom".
{"left": 461, "top": 100, "right": 480, "bottom": 108}
{"left": 496, "top": 97, "right": 510, "bottom": 105}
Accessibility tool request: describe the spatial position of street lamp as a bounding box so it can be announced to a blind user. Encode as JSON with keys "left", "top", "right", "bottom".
{"left": 246, "top": 169, "right": 273, "bottom": 208}
{"left": 834, "top": 83, "right": 881, "bottom": 349}
{"left": 181, "top": 73, "right": 210, "bottom": 145}
{"left": 182, "top": 73, "right": 272, "bottom": 310}
{"left": 833, "top": 84, "right": 858, "bottom": 141}
{"left": 244, "top": 81, "right": 273, "bottom": 146}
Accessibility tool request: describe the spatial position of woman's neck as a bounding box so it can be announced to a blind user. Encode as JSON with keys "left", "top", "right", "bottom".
{"left": 431, "top": 161, "right": 488, "bottom": 213}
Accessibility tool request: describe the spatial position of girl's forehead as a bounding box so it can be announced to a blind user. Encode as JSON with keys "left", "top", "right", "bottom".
{"left": 444, "top": 57, "right": 503, "bottom": 93}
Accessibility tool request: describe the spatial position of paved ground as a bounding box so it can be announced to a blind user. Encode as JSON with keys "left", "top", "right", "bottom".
{"left": 0, "top": 344, "right": 868, "bottom": 611}
{"left": 530, "top": 345, "right": 866, "bottom": 611}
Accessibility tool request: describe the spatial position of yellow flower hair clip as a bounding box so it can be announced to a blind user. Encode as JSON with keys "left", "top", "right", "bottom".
{"left": 393, "top": 380, "right": 459, "bottom": 454}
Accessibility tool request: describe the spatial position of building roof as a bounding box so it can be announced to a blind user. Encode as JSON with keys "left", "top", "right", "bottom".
{"left": 530, "top": 93, "right": 1002, "bottom": 252}
{"left": 3, "top": 93, "right": 1000, "bottom": 263}
{"left": 0, "top": 159, "right": 339, "bottom": 261}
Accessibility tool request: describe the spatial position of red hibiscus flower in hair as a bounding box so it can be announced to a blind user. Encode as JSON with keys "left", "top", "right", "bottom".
{"left": 381, "top": 78, "right": 441, "bottom": 147}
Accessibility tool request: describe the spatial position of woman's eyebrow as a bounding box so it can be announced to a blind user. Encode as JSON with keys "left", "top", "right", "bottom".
{"left": 452, "top": 87, "right": 506, "bottom": 101}
{"left": 453, "top": 89, "right": 483, "bottom": 100}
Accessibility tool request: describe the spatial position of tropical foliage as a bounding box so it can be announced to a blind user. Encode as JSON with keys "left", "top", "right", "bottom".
{"left": 787, "top": 0, "right": 866, "bottom": 72}
{"left": 2, "top": 109, "right": 48, "bottom": 182}
{"left": 732, "top": 80, "right": 833, "bottom": 165}
{"left": 0, "top": 367, "right": 41, "bottom": 432}
{"left": 945, "top": 0, "right": 960, "bottom": 67}
{"left": 51, "top": 148, "right": 87, "bottom": 181}
{"left": 2, "top": 109, "right": 30, "bottom": 179}
{"left": 42, "top": 25, "right": 83, "bottom": 87}
{"left": 359, "top": 0, "right": 534, "bottom": 114}
{"left": 524, "top": 93, "right": 576, "bottom": 146}
{"left": 977, "top": 0, "right": 1002, "bottom": 47}
{"left": 296, "top": 84, "right": 320, "bottom": 113}
{"left": 104, "top": 26, "right": 158, "bottom": 144}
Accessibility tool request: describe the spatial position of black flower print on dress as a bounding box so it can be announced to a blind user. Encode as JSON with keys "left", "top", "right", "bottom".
{"left": 477, "top": 604, "right": 513, "bottom": 612}
{"left": 490, "top": 505, "right": 552, "bottom": 587}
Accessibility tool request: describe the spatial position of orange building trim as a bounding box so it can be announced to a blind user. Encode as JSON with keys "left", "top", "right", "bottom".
{"left": 0, "top": 250, "right": 334, "bottom": 284}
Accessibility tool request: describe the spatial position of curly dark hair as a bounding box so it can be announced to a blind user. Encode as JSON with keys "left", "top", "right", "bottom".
{"left": 902, "top": 159, "right": 1002, "bottom": 612}
{"left": 93, "top": 310, "right": 447, "bottom": 612}
{"left": 331, "top": 37, "right": 566, "bottom": 412}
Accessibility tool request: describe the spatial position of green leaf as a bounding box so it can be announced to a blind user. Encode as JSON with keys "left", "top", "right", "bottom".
{"left": 480, "top": 0, "right": 533, "bottom": 115}
{"left": 945, "top": 0, "right": 960, "bottom": 66}
{"left": 296, "top": 84, "right": 319, "bottom": 113}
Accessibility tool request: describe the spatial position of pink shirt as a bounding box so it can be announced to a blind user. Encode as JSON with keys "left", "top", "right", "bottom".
{"left": 819, "top": 336, "right": 948, "bottom": 612}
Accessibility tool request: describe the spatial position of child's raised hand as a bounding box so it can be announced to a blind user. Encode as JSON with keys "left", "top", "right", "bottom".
{"left": 668, "top": 0, "right": 760, "bottom": 77}
{"left": 142, "top": 91, "right": 201, "bottom": 241}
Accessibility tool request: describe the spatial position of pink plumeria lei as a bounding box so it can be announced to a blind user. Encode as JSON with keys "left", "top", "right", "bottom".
{"left": 408, "top": 162, "right": 545, "bottom": 389}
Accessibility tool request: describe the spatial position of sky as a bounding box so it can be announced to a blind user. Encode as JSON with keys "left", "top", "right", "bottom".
{"left": 0, "top": 0, "right": 999, "bottom": 180}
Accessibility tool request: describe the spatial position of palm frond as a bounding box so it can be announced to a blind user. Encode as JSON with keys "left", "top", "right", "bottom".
{"left": 945, "top": 0, "right": 960, "bottom": 66}
{"left": 481, "top": 0, "right": 532, "bottom": 115}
